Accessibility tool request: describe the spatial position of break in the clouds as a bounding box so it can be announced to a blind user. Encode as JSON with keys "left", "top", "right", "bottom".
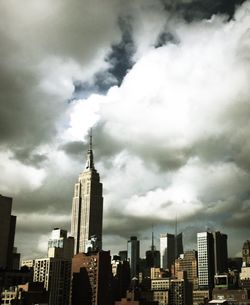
{"left": 0, "top": 0, "right": 250, "bottom": 258}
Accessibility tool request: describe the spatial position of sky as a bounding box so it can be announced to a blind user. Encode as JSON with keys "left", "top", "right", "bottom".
{"left": 0, "top": 0, "right": 250, "bottom": 260}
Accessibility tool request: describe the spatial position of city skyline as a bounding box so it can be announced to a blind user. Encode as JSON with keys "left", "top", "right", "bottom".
{"left": 0, "top": 0, "right": 250, "bottom": 259}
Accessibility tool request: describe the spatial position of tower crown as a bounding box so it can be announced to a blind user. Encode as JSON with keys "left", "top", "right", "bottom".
{"left": 85, "top": 129, "right": 95, "bottom": 170}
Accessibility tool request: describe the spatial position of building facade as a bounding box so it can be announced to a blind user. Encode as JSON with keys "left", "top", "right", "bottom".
{"left": 242, "top": 240, "right": 250, "bottom": 267}
{"left": 33, "top": 257, "right": 71, "bottom": 305}
{"left": 71, "top": 134, "right": 103, "bottom": 254}
{"left": 174, "top": 250, "right": 198, "bottom": 289}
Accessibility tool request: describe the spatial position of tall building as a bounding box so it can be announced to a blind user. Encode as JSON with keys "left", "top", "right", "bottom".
{"left": 127, "top": 236, "right": 140, "bottom": 279}
{"left": 0, "top": 195, "right": 19, "bottom": 270}
{"left": 160, "top": 233, "right": 183, "bottom": 271}
{"left": 197, "top": 232, "right": 215, "bottom": 290}
{"left": 213, "top": 231, "right": 228, "bottom": 274}
{"left": 31, "top": 229, "right": 72, "bottom": 305}
{"left": 71, "top": 133, "right": 103, "bottom": 254}
{"left": 71, "top": 250, "right": 112, "bottom": 305}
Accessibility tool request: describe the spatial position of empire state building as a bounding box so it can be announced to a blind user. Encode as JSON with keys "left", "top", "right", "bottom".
{"left": 71, "top": 134, "right": 103, "bottom": 254}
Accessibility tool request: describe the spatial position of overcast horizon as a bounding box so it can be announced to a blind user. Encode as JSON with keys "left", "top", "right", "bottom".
{"left": 1, "top": 0, "right": 250, "bottom": 260}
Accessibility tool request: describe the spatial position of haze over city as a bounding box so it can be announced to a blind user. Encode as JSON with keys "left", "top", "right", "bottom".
{"left": 1, "top": 0, "right": 250, "bottom": 260}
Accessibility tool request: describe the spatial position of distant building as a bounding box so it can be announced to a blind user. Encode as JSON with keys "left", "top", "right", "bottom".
{"left": 146, "top": 231, "right": 160, "bottom": 269}
{"left": 119, "top": 250, "right": 128, "bottom": 261}
{"left": 228, "top": 257, "right": 242, "bottom": 272}
{"left": 47, "top": 228, "right": 74, "bottom": 259}
{"left": 192, "top": 290, "right": 210, "bottom": 305}
{"left": 160, "top": 234, "right": 175, "bottom": 271}
{"left": 21, "top": 260, "right": 35, "bottom": 269}
{"left": 240, "top": 266, "right": 250, "bottom": 289}
{"left": 128, "top": 236, "right": 140, "bottom": 279}
{"left": 212, "top": 287, "right": 250, "bottom": 303}
{"left": 71, "top": 133, "right": 103, "bottom": 254}
{"left": 33, "top": 257, "right": 71, "bottom": 305}
{"left": 115, "top": 290, "right": 157, "bottom": 305}
{"left": 242, "top": 240, "right": 250, "bottom": 267}
{"left": 174, "top": 250, "right": 198, "bottom": 289}
{"left": 0, "top": 195, "right": 20, "bottom": 270}
{"left": 71, "top": 250, "right": 112, "bottom": 305}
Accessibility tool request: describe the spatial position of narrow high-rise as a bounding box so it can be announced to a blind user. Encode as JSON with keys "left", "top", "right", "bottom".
{"left": 197, "top": 232, "right": 215, "bottom": 290}
{"left": 0, "top": 194, "right": 18, "bottom": 270}
{"left": 71, "top": 133, "right": 103, "bottom": 254}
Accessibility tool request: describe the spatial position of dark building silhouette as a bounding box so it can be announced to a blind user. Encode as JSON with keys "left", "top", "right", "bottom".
{"left": 119, "top": 251, "right": 128, "bottom": 261}
{"left": 0, "top": 269, "right": 33, "bottom": 293}
{"left": 214, "top": 231, "right": 228, "bottom": 274}
{"left": 71, "top": 251, "right": 112, "bottom": 305}
{"left": 0, "top": 195, "right": 20, "bottom": 271}
{"left": 128, "top": 237, "right": 140, "bottom": 279}
{"left": 145, "top": 231, "right": 160, "bottom": 269}
{"left": 71, "top": 133, "right": 103, "bottom": 254}
{"left": 112, "top": 256, "right": 131, "bottom": 302}
{"left": 1, "top": 282, "right": 49, "bottom": 305}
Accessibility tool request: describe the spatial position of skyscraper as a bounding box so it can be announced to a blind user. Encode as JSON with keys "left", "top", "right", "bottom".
{"left": 160, "top": 233, "right": 183, "bottom": 271}
{"left": 160, "top": 234, "right": 175, "bottom": 271}
{"left": 213, "top": 231, "right": 228, "bottom": 274}
{"left": 146, "top": 231, "right": 160, "bottom": 268}
{"left": 71, "top": 133, "right": 103, "bottom": 254}
{"left": 197, "top": 232, "right": 215, "bottom": 290}
{"left": 127, "top": 236, "right": 140, "bottom": 278}
{"left": 0, "top": 195, "right": 18, "bottom": 270}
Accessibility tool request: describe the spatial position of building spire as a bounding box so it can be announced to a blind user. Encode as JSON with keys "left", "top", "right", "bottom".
{"left": 151, "top": 224, "right": 155, "bottom": 251}
{"left": 85, "top": 128, "right": 95, "bottom": 170}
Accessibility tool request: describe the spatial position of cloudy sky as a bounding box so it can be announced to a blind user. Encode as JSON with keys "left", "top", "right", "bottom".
{"left": 1, "top": 0, "right": 250, "bottom": 259}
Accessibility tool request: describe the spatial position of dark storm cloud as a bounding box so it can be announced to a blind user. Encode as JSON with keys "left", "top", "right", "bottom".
{"left": 162, "top": 0, "right": 246, "bottom": 21}
{"left": 107, "top": 16, "right": 135, "bottom": 86}
{"left": 0, "top": 0, "right": 123, "bottom": 159}
{"left": 60, "top": 141, "right": 86, "bottom": 158}
{"left": 72, "top": 15, "right": 135, "bottom": 99}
